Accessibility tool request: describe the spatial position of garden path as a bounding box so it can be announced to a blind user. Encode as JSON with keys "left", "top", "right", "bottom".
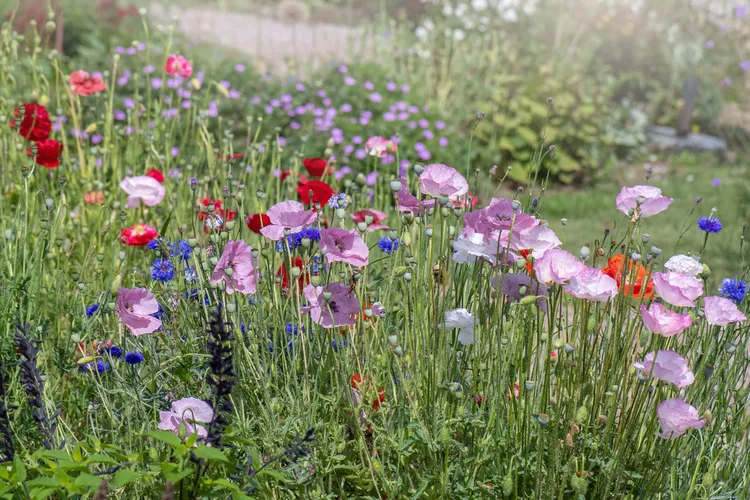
{"left": 148, "top": 3, "right": 375, "bottom": 75}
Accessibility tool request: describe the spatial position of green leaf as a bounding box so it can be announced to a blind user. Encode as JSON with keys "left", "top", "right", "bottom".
{"left": 86, "top": 454, "right": 118, "bottom": 465}
{"left": 113, "top": 469, "right": 141, "bottom": 489}
{"left": 25, "top": 477, "right": 61, "bottom": 488}
{"left": 499, "top": 136, "right": 516, "bottom": 152}
{"left": 160, "top": 208, "right": 175, "bottom": 237}
{"left": 164, "top": 467, "right": 194, "bottom": 484}
{"left": 146, "top": 430, "right": 183, "bottom": 449}
{"left": 257, "top": 469, "right": 286, "bottom": 482}
{"left": 11, "top": 456, "right": 26, "bottom": 483}
{"left": 193, "top": 445, "right": 228, "bottom": 462}
{"left": 74, "top": 473, "right": 103, "bottom": 488}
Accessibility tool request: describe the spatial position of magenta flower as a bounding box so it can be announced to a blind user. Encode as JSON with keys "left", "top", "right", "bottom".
{"left": 703, "top": 296, "right": 747, "bottom": 326}
{"left": 419, "top": 163, "right": 469, "bottom": 201}
{"left": 652, "top": 272, "right": 704, "bottom": 307}
{"left": 564, "top": 267, "right": 618, "bottom": 302}
{"left": 640, "top": 303, "right": 692, "bottom": 337}
{"left": 210, "top": 240, "right": 257, "bottom": 295}
{"left": 533, "top": 249, "right": 586, "bottom": 286}
{"left": 117, "top": 287, "right": 162, "bottom": 335}
{"left": 302, "top": 283, "right": 360, "bottom": 328}
{"left": 158, "top": 397, "right": 214, "bottom": 439}
{"left": 656, "top": 398, "right": 706, "bottom": 439}
{"left": 634, "top": 350, "right": 695, "bottom": 388}
{"left": 120, "top": 176, "right": 166, "bottom": 208}
{"left": 259, "top": 200, "right": 317, "bottom": 241}
{"left": 165, "top": 54, "right": 193, "bottom": 78}
{"left": 479, "top": 198, "right": 538, "bottom": 234}
{"left": 318, "top": 228, "right": 369, "bottom": 267}
{"left": 615, "top": 185, "right": 673, "bottom": 217}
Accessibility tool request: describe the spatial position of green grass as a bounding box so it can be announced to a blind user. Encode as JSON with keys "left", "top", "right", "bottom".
{"left": 537, "top": 160, "right": 750, "bottom": 285}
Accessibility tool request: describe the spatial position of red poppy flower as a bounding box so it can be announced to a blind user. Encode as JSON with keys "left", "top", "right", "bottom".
{"left": 70, "top": 70, "right": 107, "bottom": 96}
{"left": 198, "top": 198, "right": 237, "bottom": 222}
{"left": 245, "top": 213, "right": 271, "bottom": 234}
{"left": 280, "top": 170, "right": 310, "bottom": 184}
{"left": 298, "top": 180, "right": 334, "bottom": 206}
{"left": 217, "top": 152, "right": 244, "bottom": 161}
{"left": 10, "top": 103, "right": 51, "bottom": 141}
{"left": 120, "top": 223, "right": 158, "bottom": 246}
{"left": 145, "top": 168, "right": 165, "bottom": 183}
{"left": 303, "top": 157, "right": 329, "bottom": 178}
{"left": 602, "top": 253, "right": 654, "bottom": 298}
{"left": 350, "top": 374, "right": 385, "bottom": 412}
{"left": 26, "top": 139, "right": 63, "bottom": 168}
{"left": 276, "top": 256, "right": 310, "bottom": 292}
{"left": 519, "top": 249, "right": 534, "bottom": 276}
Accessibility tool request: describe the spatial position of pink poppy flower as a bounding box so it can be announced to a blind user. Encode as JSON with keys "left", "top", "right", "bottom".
{"left": 302, "top": 282, "right": 360, "bottom": 328}
{"left": 259, "top": 200, "right": 317, "bottom": 241}
{"left": 480, "top": 198, "right": 538, "bottom": 234}
{"left": 70, "top": 70, "right": 107, "bottom": 96}
{"left": 633, "top": 350, "right": 695, "bottom": 387}
{"left": 656, "top": 398, "right": 706, "bottom": 439}
{"left": 533, "top": 249, "right": 586, "bottom": 286}
{"left": 703, "top": 296, "right": 747, "bottom": 326}
{"left": 318, "top": 228, "right": 369, "bottom": 267}
{"left": 351, "top": 209, "right": 388, "bottom": 231}
{"left": 640, "top": 303, "right": 692, "bottom": 336}
{"left": 117, "top": 287, "right": 162, "bottom": 335}
{"left": 512, "top": 224, "right": 562, "bottom": 257}
{"left": 158, "top": 397, "right": 214, "bottom": 439}
{"left": 419, "top": 164, "right": 469, "bottom": 201}
{"left": 615, "top": 185, "right": 673, "bottom": 217}
{"left": 395, "top": 177, "right": 434, "bottom": 215}
{"left": 365, "top": 136, "right": 396, "bottom": 158}
{"left": 564, "top": 267, "right": 618, "bottom": 302}
{"left": 165, "top": 54, "right": 193, "bottom": 78}
{"left": 120, "top": 176, "right": 166, "bottom": 208}
{"left": 210, "top": 240, "right": 257, "bottom": 295}
{"left": 652, "top": 271, "right": 704, "bottom": 307}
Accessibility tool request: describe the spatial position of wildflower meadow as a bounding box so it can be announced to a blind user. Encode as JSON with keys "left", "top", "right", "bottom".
{"left": 0, "top": 2, "right": 749, "bottom": 499}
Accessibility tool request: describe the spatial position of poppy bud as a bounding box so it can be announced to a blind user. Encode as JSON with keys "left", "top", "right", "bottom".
{"left": 111, "top": 275, "right": 122, "bottom": 294}
{"left": 560, "top": 218, "right": 568, "bottom": 227}
{"left": 413, "top": 164, "right": 424, "bottom": 175}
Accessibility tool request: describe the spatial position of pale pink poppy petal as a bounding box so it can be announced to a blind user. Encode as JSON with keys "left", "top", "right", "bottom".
{"left": 703, "top": 296, "right": 747, "bottom": 326}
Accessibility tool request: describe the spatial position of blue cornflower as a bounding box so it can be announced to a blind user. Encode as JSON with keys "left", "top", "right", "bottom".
{"left": 697, "top": 217, "right": 722, "bottom": 233}
{"left": 151, "top": 258, "right": 175, "bottom": 282}
{"left": 285, "top": 323, "right": 299, "bottom": 335}
{"left": 80, "top": 359, "right": 110, "bottom": 373}
{"left": 378, "top": 237, "right": 399, "bottom": 254}
{"left": 152, "top": 304, "right": 165, "bottom": 320}
{"left": 276, "top": 227, "right": 322, "bottom": 251}
{"left": 85, "top": 304, "right": 100, "bottom": 318}
{"left": 125, "top": 351, "right": 145, "bottom": 365}
{"left": 170, "top": 240, "right": 193, "bottom": 261}
{"left": 720, "top": 278, "right": 747, "bottom": 304}
{"left": 147, "top": 238, "right": 165, "bottom": 251}
{"left": 327, "top": 192, "right": 348, "bottom": 209}
{"left": 108, "top": 346, "right": 122, "bottom": 359}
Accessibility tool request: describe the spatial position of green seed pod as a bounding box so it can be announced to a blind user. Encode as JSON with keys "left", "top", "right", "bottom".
{"left": 111, "top": 275, "right": 122, "bottom": 294}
